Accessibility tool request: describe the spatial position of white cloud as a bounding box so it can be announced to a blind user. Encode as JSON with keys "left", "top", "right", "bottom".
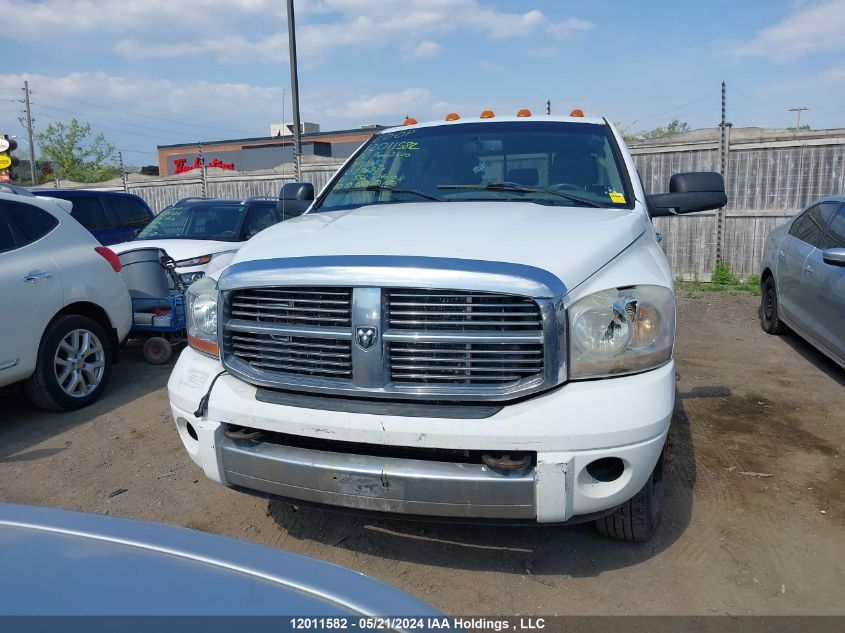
{"left": 325, "top": 88, "right": 434, "bottom": 120}
{"left": 731, "top": 0, "right": 845, "bottom": 61}
{"left": 2, "top": 0, "right": 592, "bottom": 67}
{"left": 404, "top": 40, "right": 443, "bottom": 60}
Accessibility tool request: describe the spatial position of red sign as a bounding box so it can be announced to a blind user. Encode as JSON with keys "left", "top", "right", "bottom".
{"left": 173, "top": 156, "right": 235, "bottom": 174}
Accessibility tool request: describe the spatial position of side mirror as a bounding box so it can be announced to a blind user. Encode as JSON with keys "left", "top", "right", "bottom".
{"left": 278, "top": 182, "right": 314, "bottom": 221}
{"left": 822, "top": 248, "right": 845, "bottom": 267}
{"left": 647, "top": 172, "right": 727, "bottom": 217}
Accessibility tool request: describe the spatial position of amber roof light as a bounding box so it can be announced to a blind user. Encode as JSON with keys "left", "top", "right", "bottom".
{"left": 480, "top": 110, "right": 495, "bottom": 119}
{"left": 445, "top": 112, "right": 460, "bottom": 121}
{"left": 516, "top": 108, "right": 531, "bottom": 117}
{"left": 569, "top": 108, "right": 584, "bottom": 117}
{"left": 403, "top": 117, "right": 417, "bottom": 125}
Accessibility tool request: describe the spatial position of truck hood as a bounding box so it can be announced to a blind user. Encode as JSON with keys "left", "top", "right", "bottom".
{"left": 234, "top": 202, "right": 647, "bottom": 291}
{"left": 110, "top": 239, "right": 241, "bottom": 264}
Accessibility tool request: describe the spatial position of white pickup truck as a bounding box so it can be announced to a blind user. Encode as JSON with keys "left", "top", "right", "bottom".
{"left": 167, "top": 112, "right": 726, "bottom": 540}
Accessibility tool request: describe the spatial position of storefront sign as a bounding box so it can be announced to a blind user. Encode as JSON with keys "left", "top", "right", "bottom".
{"left": 173, "top": 156, "right": 235, "bottom": 174}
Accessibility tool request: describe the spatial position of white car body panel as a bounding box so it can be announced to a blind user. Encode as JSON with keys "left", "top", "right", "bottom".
{"left": 0, "top": 193, "right": 131, "bottom": 387}
{"left": 110, "top": 239, "right": 241, "bottom": 278}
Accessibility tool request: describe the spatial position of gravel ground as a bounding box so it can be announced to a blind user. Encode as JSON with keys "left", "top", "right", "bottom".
{"left": 1, "top": 292, "right": 842, "bottom": 615}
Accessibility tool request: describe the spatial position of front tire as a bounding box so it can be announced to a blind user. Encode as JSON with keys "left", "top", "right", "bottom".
{"left": 760, "top": 275, "right": 787, "bottom": 334}
{"left": 595, "top": 450, "right": 664, "bottom": 542}
{"left": 24, "top": 315, "right": 113, "bottom": 411}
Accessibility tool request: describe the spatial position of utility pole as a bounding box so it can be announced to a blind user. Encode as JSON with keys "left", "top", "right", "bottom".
{"left": 546, "top": 99, "right": 551, "bottom": 115}
{"left": 198, "top": 143, "right": 208, "bottom": 198}
{"left": 788, "top": 106, "right": 809, "bottom": 131}
{"left": 286, "top": 0, "right": 303, "bottom": 181}
{"left": 22, "top": 80, "right": 36, "bottom": 185}
{"left": 118, "top": 151, "right": 128, "bottom": 192}
{"left": 714, "top": 80, "right": 730, "bottom": 267}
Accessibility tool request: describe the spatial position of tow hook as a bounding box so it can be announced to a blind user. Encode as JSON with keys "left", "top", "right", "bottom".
{"left": 224, "top": 426, "right": 264, "bottom": 441}
{"left": 482, "top": 453, "right": 531, "bottom": 471}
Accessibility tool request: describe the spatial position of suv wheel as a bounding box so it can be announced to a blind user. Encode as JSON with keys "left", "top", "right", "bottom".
{"left": 595, "top": 449, "right": 664, "bottom": 542}
{"left": 24, "top": 315, "right": 113, "bottom": 411}
{"left": 760, "top": 275, "right": 787, "bottom": 334}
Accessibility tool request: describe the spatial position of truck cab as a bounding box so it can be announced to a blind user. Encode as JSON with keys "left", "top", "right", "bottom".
{"left": 168, "top": 111, "right": 726, "bottom": 540}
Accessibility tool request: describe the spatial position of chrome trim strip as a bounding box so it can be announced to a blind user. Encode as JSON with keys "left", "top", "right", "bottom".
{"left": 219, "top": 255, "right": 566, "bottom": 298}
{"left": 382, "top": 330, "right": 544, "bottom": 344}
{"left": 351, "top": 288, "right": 385, "bottom": 388}
{"left": 0, "top": 359, "right": 19, "bottom": 371}
{"left": 226, "top": 320, "right": 352, "bottom": 340}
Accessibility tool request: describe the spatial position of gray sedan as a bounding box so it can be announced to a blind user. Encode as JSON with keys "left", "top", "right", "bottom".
{"left": 759, "top": 196, "right": 845, "bottom": 368}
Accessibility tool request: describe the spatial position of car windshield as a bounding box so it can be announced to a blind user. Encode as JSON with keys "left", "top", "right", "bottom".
{"left": 316, "top": 121, "right": 632, "bottom": 212}
{"left": 135, "top": 202, "right": 245, "bottom": 241}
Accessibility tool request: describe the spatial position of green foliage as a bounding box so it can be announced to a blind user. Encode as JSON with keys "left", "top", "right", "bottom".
{"left": 787, "top": 124, "right": 811, "bottom": 131}
{"left": 677, "top": 267, "right": 761, "bottom": 297}
{"left": 642, "top": 118, "right": 690, "bottom": 139}
{"left": 36, "top": 119, "right": 120, "bottom": 183}
{"left": 711, "top": 262, "right": 740, "bottom": 285}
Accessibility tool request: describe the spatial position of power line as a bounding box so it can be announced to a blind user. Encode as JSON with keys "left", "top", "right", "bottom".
{"left": 34, "top": 89, "right": 257, "bottom": 136}
{"left": 31, "top": 101, "right": 208, "bottom": 140}
{"left": 32, "top": 110, "right": 192, "bottom": 144}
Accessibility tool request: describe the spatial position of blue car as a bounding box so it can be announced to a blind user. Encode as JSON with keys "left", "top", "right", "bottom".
{"left": 32, "top": 189, "right": 154, "bottom": 245}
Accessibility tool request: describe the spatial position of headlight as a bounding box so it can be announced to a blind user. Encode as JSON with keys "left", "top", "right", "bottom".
{"left": 185, "top": 276, "right": 219, "bottom": 357}
{"left": 179, "top": 271, "right": 205, "bottom": 285}
{"left": 175, "top": 254, "right": 212, "bottom": 267}
{"left": 568, "top": 285, "right": 675, "bottom": 379}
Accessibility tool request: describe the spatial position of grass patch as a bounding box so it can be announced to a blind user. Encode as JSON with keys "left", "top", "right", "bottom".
{"left": 677, "top": 267, "right": 760, "bottom": 298}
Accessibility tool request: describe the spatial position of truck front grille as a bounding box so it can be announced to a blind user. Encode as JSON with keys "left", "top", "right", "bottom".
{"left": 222, "top": 285, "right": 552, "bottom": 401}
{"left": 389, "top": 341, "right": 544, "bottom": 384}
{"left": 386, "top": 289, "right": 541, "bottom": 331}
{"left": 230, "top": 287, "right": 351, "bottom": 327}
{"left": 229, "top": 332, "right": 352, "bottom": 379}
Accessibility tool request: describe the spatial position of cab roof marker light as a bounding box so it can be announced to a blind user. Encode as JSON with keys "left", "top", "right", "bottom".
{"left": 570, "top": 108, "right": 585, "bottom": 117}
{"left": 516, "top": 109, "right": 531, "bottom": 117}
{"left": 403, "top": 117, "right": 417, "bottom": 126}
{"left": 445, "top": 112, "right": 460, "bottom": 121}
{"left": 480, "top": 110, "right": 495, "bottom": 119}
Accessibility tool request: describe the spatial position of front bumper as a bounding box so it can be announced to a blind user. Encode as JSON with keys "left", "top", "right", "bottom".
{"left": 169, "top": 347, "right": 673, "bottom": 523}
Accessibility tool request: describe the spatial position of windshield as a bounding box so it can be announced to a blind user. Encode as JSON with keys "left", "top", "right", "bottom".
{"left": 136, "top": 202, "right": 245, "bottom": 241}
{"left": 316, "top": 121, "right": 632, "bottom": 212}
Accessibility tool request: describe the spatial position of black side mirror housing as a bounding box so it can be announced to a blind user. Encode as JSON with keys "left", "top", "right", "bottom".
{"left": 647, "top": 172, "right": 727, "bottom": 217}
{"left": 278, "top": 182, "right": 315, "bottom": 220}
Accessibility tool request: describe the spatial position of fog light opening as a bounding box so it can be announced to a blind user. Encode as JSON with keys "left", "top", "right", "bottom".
{"left": 186, "top": 422, "right": 198, "bottom": 441}
{"left": 586, "top": 457, "right": 625, "bottom": 483}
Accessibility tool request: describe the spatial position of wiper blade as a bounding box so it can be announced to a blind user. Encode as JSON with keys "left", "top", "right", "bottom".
{"left": 339, "top": 185, "right": 445, "bottom": 202}
{"left": 438, "top": 182, "right": 602, "bottom": 208}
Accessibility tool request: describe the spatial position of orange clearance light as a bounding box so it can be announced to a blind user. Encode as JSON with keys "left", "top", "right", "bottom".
{"left": 570, "top": 108, "right": 584, "bottom": 117}
{"left": 480, "top": 109, "right": 495, "bottom": 119}
{"left": 516, "top": 108, "right": 531, "bottom": 117}
{"left": 403, "top": 117, "right": 417, "bottom": 125}
{"left": 445, "top": 112, "right": 460, "bottom": 121}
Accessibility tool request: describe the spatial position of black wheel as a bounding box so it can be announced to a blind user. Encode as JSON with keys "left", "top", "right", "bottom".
{"left": 24, "top": 315, "right": 113, "bottom": 411}
{"left": 595, "top": 450, "right": 664, "bottom": 542}
{"left": 142, "top": 337, "right": 173, "bottom": 365}
{"left": 760, "top": 275, "right": 787, "bottom": 334}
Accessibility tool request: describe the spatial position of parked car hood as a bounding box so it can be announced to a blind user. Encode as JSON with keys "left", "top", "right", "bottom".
{"left": 110, "top": 239, "right": 241, "bottom": 263}
{"left": 233, "top": 202, "right": 647, "bottom": 292}
{"left": 0, "top": 503, "right": 438, "bottom": 616}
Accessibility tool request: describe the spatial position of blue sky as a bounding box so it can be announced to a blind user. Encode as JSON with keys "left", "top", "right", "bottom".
{"left": 1, "top": 0, "right": 843, "bottom": 165}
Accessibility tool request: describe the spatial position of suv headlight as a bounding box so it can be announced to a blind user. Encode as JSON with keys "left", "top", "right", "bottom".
{"left": 185, "top": 276, "right": 219, "bottom": 357}
{"left": 568, "top": 285, "right": 675, "bottom": 379}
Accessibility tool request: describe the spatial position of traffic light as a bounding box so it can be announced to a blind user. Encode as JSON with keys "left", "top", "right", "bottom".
{"left": 0, "top": 135, "right": 20, "bottom": 182}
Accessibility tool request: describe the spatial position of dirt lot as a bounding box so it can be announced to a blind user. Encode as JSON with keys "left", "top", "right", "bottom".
{"left": 1, "top": 292, "right": 842, "bottom": 615}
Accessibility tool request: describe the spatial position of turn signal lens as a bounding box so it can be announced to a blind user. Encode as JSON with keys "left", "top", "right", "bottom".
{"left": 403, "top": 117, "right": 417, "bottom": 125}
{"left": 445, "top": 112, "right": 460, "bottom": 121}
{"left": 480, "top": 110, "right": 495, "bottom": 118}
{"left": 570, "top": 108, "right": 584, "bottom": 117}
{"left": 516, "top": 108, "right": 531, "bottom": 117}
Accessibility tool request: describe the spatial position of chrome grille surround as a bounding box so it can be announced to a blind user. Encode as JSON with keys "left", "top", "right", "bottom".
{"left": 219, "top": 256, "right": 567, "bottom": 402}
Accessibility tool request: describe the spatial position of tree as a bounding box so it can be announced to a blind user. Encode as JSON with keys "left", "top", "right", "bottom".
{"left": 36, "top": 119, "right": 121, "bottom": 182}
{"left": 641, "top": 118, "right": 690, "bottom": 139}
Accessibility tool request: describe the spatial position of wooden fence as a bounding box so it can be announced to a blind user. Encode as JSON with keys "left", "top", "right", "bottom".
{"left": 41, "top": 127, "right": 845, "bottom": 281}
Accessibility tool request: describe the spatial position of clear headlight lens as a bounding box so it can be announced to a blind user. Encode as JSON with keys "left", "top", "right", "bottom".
{"left": 568, "top": 285, "right": 675, "bottom": 379}
{"left": 179, "top": 271, "right": 205, "bottom": 285}
{"left": 185, "top": 276, "right": 219, "bottom": 357}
